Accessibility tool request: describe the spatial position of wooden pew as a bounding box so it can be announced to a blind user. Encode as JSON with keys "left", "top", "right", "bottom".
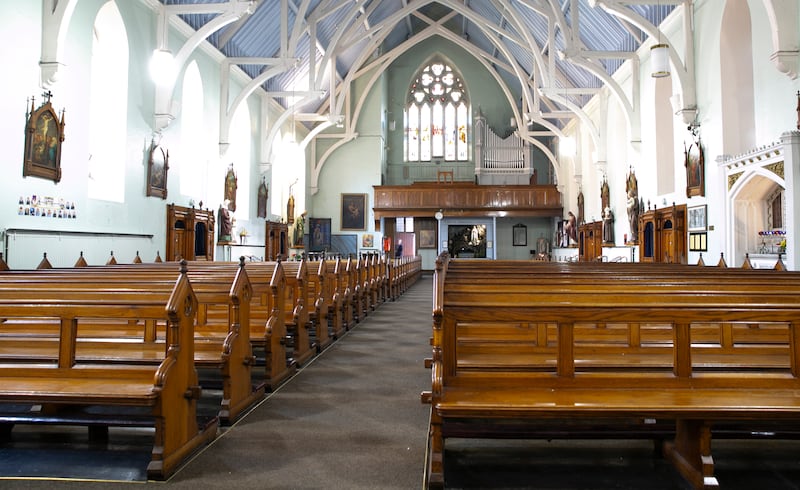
{"left": 0, "top": 264, "right": 217, "bottom": 479}
{"left": 284, "top": 259, "right": 332, "bottom": 352}
{"left": 423, "top": 254, "right": 800, "bottom": 489}
{"left": 0, "top": 260, "right": 265, "bottom": 424}
{"left": 181, "top": 260, "right": 295, "bottom": 391}
{"left": 322, "top": 258, "right": 348, "bottom": 338}
{"left": 279, "top": 260, "right": 316, "bottom": 366}
{"left": 344, "top": 257, "right": 363, "bottom": 325}
{"left": 336, "top": 258, "right": 356, "bottom": 330}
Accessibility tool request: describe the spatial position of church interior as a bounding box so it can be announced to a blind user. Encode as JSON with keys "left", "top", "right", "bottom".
{"left": 1, "top": 0, "right": 800, "bottom": 488}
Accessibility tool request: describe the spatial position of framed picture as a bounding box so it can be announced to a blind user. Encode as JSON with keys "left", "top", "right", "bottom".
{"left": 341, "top": 193, "right": 367, "bottom": 231}
{"left": 685, "top": 138, "right": 705, "bottom": 198}
{"left": 688, "top": 204, "right": 707, "bottom": 231}
{"left": 309, "top": 217, "right": 331, "bottom": 252}
{"left": 513, "top": 223, "right": 527, "bottom": 246}
{"left": 23, "top": 93, "right": 65, "bottom": 183}
{"left": 362, "top": 233, "right": 374, "bottom": 248}
{"left": 419, "top": 229, "right": 436, "bottom": 249}
{"left": 689, "top": 232, "right": 708, "bottom": 252}
{"left": 146, "top": 141, "right": 169, "bottom": 199}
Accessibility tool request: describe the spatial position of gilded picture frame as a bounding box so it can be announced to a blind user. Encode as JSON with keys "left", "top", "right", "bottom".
{"left": 341, "top": 193, "right": 367, "bottom": 231}
{"left": 146, "top": 141, "right": 169, "bottom": 199}
{"left": 685, "top": 138, "right": 705, "bottom": 198}
{"left": 23, "top": 94, "right": 65, "bottom": 183}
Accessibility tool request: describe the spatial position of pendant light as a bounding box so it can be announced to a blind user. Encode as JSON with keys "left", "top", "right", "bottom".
{"left": 650, "top": 2, "right": 670, "bottom": 78}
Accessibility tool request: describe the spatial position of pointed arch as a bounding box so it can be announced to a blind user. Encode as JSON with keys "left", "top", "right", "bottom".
{"left": 87, "top": 1, "right": 128, "bottom": 202}
{"left": 404, "top": 55, "right": 470, "bottom": 163}
{"left": 180, "top": 61, "right": 206, "bottom": 199}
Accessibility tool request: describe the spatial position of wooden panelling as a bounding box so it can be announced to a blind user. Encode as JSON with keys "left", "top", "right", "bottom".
{"left": 373, "top": 183, "right": 562, "bottom": 218}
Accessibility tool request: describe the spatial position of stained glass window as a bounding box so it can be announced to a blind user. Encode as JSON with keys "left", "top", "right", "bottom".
{"left": 405, "top": 59, "right": 469, "bottom": 162}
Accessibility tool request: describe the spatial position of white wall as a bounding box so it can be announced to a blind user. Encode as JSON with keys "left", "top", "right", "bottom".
{"left": 0, "top": 1, "right": 272, "bottom": 269}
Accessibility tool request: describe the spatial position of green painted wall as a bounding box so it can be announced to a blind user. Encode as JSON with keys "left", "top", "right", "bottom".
{"left": 385, "top": 36, "right": 515, "bottom": 168}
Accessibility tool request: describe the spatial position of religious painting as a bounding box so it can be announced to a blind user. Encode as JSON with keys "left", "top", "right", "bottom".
{"left": 146, "top": 141, "right": 169, "bottom": 199}
{"left": 224, "top": 163, "right": 237, "bottom": 211}
{"left": 341, "top": 193, "right": 367, "bottom": 231}
{"left": 419, "top": 229, "right": 436, "bottom": 249}
{"left": 685, "top": 138, "right": 705, "bottom": 198}
{"left": 513, "top": 224, "right": 527, "bottom": 246}
{"left": 257, "top": 176, "right": 268, "bottom": 218}
{"left": 309, "top": 217, "right": 331, "bottom": 252}
{"left": 448, "top": 224, "right": 487, "bottom": 258}
{"left": 23, "top": 92, "right": 65, "bottom": 183}
{"left": 362, "top": 233, "right": 374, "bottom": 248}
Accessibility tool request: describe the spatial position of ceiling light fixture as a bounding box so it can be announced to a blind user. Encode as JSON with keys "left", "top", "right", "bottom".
{"left": 150, "top": 48, "right": 175, "bottom": 87}
{"left": 650, "top": 2, "right": 670, "bottom": 78}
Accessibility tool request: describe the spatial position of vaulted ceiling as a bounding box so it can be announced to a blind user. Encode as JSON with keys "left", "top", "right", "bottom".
{"left": 157, "top": 0, "right": 677, "bottom": 130}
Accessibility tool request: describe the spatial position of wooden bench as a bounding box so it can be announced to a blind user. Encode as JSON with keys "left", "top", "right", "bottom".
{"left": 344, "top": 257, "right": 364, "bottom": 324}
{"left": 321, "top": 258, "right": 348, "bottom": 338}
{"left": 389, "top": 255, "right": 422, "bottom": 300}
{"left": 0, "top": 260, "right": 266, "bottom": 424}
{"left": 278, "top": 260, "right": 316, "bottom": 366}
{"left": 182, "top": 260, "right": 295, "bottom": 391}
{"left": 423, "top": 255, "right": 800, "bottom": 489}
{"left": 0, "top": 264, "right": 217, "bottom": 479}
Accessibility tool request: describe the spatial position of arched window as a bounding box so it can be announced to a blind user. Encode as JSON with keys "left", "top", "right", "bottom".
{"left": 405, "top": 59, "right": 469, "bottom": 162}
{"left": 88, "top": 1, "right": 128, "bottom": 201}
{"left": 180, "top": 61, "right": 205, "bottom": 199}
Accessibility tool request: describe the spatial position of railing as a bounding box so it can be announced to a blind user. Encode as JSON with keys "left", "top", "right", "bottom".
{"left": 373, "top": 182, "right": 562, "bottom": 219}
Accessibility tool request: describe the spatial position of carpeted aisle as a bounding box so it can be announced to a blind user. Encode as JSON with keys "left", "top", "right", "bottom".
{"left": 0, "top": 274, "right": 434, "bottom": 489}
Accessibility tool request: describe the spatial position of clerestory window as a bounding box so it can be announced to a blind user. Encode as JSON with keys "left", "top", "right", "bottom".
{"left": 405, "top": 59, "right": 469, "bottom": 162}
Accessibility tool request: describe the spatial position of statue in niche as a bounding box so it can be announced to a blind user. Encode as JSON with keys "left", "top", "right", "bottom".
{"left": 224, "top": 164, "right": 237, "bottom": 212}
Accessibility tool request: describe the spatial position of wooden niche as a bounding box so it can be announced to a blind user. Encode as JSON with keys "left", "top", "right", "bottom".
{"left": 578, "top": 221, "right": 603, "bottom": 261}
{"left": 166, "top": 204, "right": 215, "bottom": 261}
{"left": 265, "top": 221, "right": 289, "bottom": 261}
{"left": 638, "top": 204, "right": 687, "bottom": 264}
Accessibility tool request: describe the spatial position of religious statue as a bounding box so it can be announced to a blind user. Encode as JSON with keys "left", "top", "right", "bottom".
{"left": 600, "top": 176, "right": 610, "bottom": 212}
{"left": 224, "top": 164, "right": 237, "bottom": 212}
{"left": 294, "top": 212, "right": 305, "bottom": 247}
{"left": 257, "top": 176, "right": 268, "bottom": 218}
{"left": 287, "top": 178, "right": 297, "bottom": 225}
{"left": 625, "top": 169, "right": 639, "bottom": 244}
{"left": 218, "top": 200, "right": 234, "bottom": 244}
{"left": 577, "top": 190, "right": 585, "bottom": 225}
{"left": 564, "top": 211, "right": 578, "bottom": 246}
{"left": 286, "top": 194, "right": 295, "bottom": 225}
{"left": 536, "top": 234, "right": 551, "bottom": 260}
{"left": 602, "top": 207, "right": 614, "bottom": 245}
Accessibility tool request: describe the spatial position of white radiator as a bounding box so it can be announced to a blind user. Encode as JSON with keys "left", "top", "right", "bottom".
{"left": 2, "top": 228, "right": 159, "bottom": 270}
